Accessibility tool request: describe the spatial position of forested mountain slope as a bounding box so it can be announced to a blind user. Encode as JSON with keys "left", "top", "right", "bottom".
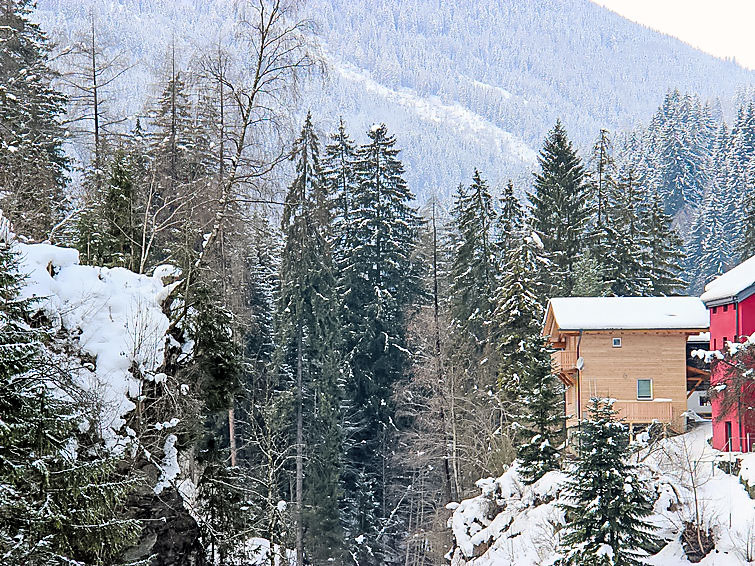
{"left": 34, "top": 0, "right": 755, "bottom": 198}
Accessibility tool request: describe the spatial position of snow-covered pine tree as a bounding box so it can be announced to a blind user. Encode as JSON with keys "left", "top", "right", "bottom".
{"left": 643, "top": 191, "right": 687, "bottom": 295}
{"left": 559, "top": 398, "right": 660, "bottom": 566}
{"left": 685, "top": 121, "right": 739, "bottom": 293}
{"left": 0, "top": 229, "right": 140, "bottom": 564}
{"left": 495, "top": 229, "right": 546, "bottom": 391}
{"left": 448, "top": 169, "right": 498, "bottom": 350}
{"left": 740, "top": 188, "right": 755, "bottom": 262}
{"left": 529, "top": 120, "right": 592, "bottom": 299}
{"left": 0, "top": 0, "right": 68, "bottom": 239}
{"left": 515, "top": 334, "right": 564, "bottom": 485}
{"left": 149, "top": 68, "right": 207, "bottom": 189}
{"left": 102, "top": 149, "right": 142, "bottom": 269}
{"left": 323, "top": 117, "right": 359, "bottom": 272}
{"left": 686, "top": 192, "right": 731, "bottom": 295}
{"left": 589, "top": 129, "right": 617, "bottom": 237}
{"left": 496, "top": 179, "right": 523, "bottom": 254}
{"left": 648, "top": 89, "right": 709, "bottom": 217}
{"left": 600, "top": 167, "right": 649, "bottom": 296}
{"left": 338, "top": 123, "right": 423, "bottom": 563}
{"left": 494, "top": 227, "right": 564, "bottom": 484}
{"left": 571, "top": 251, "right": 607, "bottom": 296}
{"left": 277, "top": 113, "right": 345, "bottom": 565}
{"left": 76, "top": 147, "right": 143, "bottom": 268}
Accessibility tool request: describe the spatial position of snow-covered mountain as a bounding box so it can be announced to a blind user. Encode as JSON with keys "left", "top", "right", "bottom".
{"left": 34, "top": 0, "right": 755, "bottom": 198}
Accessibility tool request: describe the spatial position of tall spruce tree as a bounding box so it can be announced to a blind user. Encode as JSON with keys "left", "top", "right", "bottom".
{"left": 76, "top": 147, "right": 143, "bottom": 268}
{"left": 571, "top": 251, "right": 607, "bottom": 296}
{"left": 495, "top": 230, "right": 546, "bottom": 390}
{"left": 740, "top": 189, "right": 755, "bottom": 262}
{"left": 643, "top": 191, "right": 687, "bottom": 295}
{"left": 648, "top": 89, "right": 708, "bottom": 216}
{"left": 589, "top": 129, "right": 616, "bottom": 237}
{"left": 149, "top": 68, "right": 207, "bottom": 190}
{"left": 601, "top": 168, "right": 649, "bottom": 296}
{"left": 559, "top": 398, "right": 660, "bottom": 566}
{"left": 323, "top": 117, "right": 359, "bottom": 273}
{"left": 686, "top": 122, "right": 737, "bottom": 293}
{"left": 496, "top": 179, "right": 524, "bottom": 254}
{"left": 448, "top": 170, "right": 498, "bottom": 350}
{"left": 494, "top": 228, "right": 563, "bottom": 483}
{"left": 278, "top": 113, "right": 344, "bottom": 565}
{"left": 529, "top": 120, "right": 592, "bottom": 298}
{"left": 338, "top": 123, "right": 423, "bottom": 563}
{"left": 0, "top": 0, "right": 68, "bottom": 239}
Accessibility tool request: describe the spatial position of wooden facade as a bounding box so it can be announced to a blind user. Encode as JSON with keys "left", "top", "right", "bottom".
{"left": 543, "top": 303, "right": 707, "bottom": 432}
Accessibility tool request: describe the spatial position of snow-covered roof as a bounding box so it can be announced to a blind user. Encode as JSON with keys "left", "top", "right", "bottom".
{"left": 700, "top": 254, "right": 755, "bottom": 305}
{"left": 545, "top": 297, "right": 709, "bottom": 332}
{"left": 688, "top": 331, "right": 710, "bottom": 343}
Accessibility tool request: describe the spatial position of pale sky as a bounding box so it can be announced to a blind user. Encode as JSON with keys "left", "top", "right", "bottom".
{"left": 593, "top": 0, "right": 755, "bottom": 70}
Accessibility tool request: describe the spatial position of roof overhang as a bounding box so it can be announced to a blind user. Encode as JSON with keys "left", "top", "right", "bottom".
{"left": 702, "top": 282, "right": 755, "bottom": 308}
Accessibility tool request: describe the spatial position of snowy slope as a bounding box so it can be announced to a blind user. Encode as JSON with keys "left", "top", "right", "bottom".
{"left": 32, "top": 0, "right": 755, "bottom": 199}
{"left": 448, "top": 423, "right": 755, "bottom": 566}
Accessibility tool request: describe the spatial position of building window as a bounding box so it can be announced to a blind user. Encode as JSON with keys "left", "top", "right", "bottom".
{"left": 612, "top": 337, "right": 622, "bottom": 348}
{"left": 637, "top": 379, "right": 653, "bottom": 400}
{"left": 712, "top": 307, "right": 717, "bottom": 314}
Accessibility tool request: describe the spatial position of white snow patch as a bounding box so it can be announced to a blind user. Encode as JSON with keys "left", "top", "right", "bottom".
{"left": 16, "top": 243, "right": 175, "bottom": 442}
{"left": 154, "top": 434, "right": 179, "bottom": 495}
{"left": 700, "top": 253, "right": 755, "bottom": 303}
{"left": 335, "top": 62, "right": 537, "bottom": 164}
{"left": 546, "top": 296, "right": 709, "bottom": 331}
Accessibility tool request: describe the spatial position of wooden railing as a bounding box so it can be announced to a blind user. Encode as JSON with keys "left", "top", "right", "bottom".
{"left": 613, "top": 400, "right": 673, "bottom": 423}
{"left": 551, "top": 350, "right": 578, "bottom": 373}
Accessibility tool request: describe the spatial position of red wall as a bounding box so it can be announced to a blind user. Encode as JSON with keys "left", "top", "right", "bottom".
{"left": 708, "top": 293, "right": 755, "bottom": 451}
{"left": 742, "top": 294, "right": 755, "bottom": 338}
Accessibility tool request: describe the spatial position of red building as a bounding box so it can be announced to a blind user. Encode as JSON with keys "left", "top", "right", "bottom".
{"left": 700, "top": 254, "right": 755, "bottom": 452}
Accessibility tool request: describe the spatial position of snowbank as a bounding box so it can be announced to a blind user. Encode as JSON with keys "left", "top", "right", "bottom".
{"left": 448, "top": 424, "right": 755, "bottom": 566}
{"left": 16, "top": 243, "right": 178, "bottom": 441}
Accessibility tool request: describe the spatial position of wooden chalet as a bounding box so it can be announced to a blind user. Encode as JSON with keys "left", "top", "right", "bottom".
{"left": 542, "top": 297, "right": 710, "bottom": 432}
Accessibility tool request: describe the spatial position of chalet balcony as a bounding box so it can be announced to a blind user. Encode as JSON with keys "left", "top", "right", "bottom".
{"left": 613, "top": 399, "right": 673, "bottom": 424}
{"left": 551, "top": 350, "right": 578, "bottom": 374}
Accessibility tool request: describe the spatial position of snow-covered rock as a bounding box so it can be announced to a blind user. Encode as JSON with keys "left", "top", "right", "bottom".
{"left": 16, "top": 242, "right": 174, "bottom": 442}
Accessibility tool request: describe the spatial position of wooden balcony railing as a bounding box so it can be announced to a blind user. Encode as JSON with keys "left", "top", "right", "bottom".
{"left": 613, "top": 400, "right": 673, "bottom": 424}
{"left": 551, "top": 350, "right": 578, "bottom": 374}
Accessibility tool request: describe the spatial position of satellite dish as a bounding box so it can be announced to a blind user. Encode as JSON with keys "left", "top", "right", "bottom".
{"left": 576, "top": 357, "right": 584, "bottom": 370}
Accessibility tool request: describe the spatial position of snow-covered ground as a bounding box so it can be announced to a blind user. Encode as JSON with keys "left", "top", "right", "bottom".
{"left": 449, "top": 423, "right": 755, "bottom": 566}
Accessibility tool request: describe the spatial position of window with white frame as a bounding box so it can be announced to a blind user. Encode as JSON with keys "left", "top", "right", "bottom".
{"left": 637, "top": 379, "right": 653, "bottom": 400}
{"left": 612, "top": 337, "right": 622, "bottom": 348}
